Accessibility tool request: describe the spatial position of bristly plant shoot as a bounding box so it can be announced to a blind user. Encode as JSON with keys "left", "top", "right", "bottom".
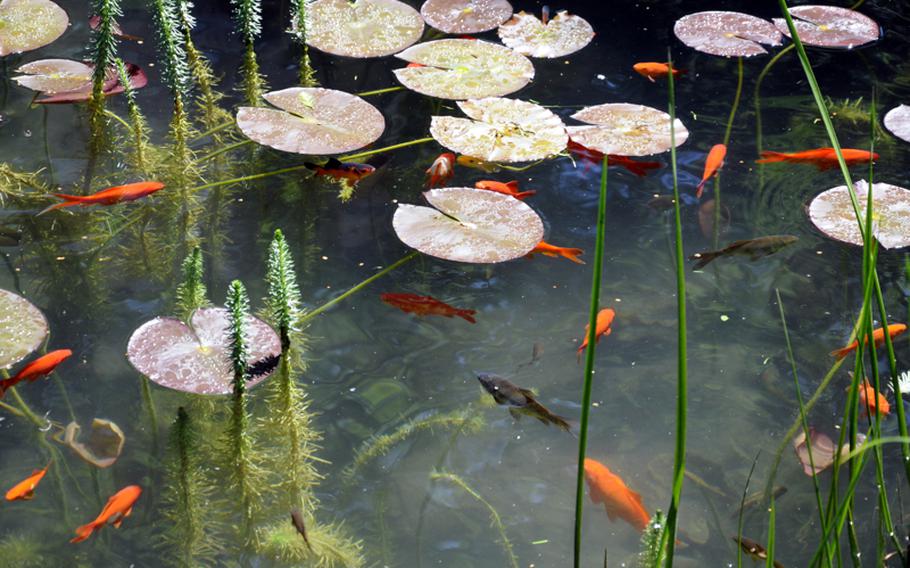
{"left": 266, "top": 229, "right": 302, "bottom": 350}
{"left": 89, "top": 0, "right": 123, "bottom": 148}
{"left": 175, "top": 247, "right": 208, "bottom": 321}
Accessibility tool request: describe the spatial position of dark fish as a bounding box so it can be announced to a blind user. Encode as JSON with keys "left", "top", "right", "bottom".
{"left": 517, "top": 342, "right": 544, "bottom": 370}
{"left": 646, "top": 195, "right": 676, "bottom": 211}
{"left": 246, "top": 354, "right": 281, "bottom": 378}
{"left": 0, "top": 227, "right": 21, "bottom": 247}
{"left": 689, "top": 235, "right": 797, "bottom": 270}
{"left": 290, "top": 508, "right": 313, "bottom": 552}
{"left": 735, "top": 485, "right": 787, "bottom": 517}
{"left": 476, "top": 373, "right": 571, "bottom": 432}
{"left": 304, "top": 158, "right": 375, "bottom": 183}
{"left": 732, "top": 536, "right": 785, "bottom": 568}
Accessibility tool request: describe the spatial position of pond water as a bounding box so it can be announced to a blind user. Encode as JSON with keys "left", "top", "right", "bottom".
{"left": 1, "top": 0, "right": 909, "bottom": 566}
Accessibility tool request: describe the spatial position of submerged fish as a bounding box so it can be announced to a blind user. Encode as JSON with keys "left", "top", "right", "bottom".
{"left": 733, "top": 536, "right": 785, "bottom": 568}
{"left": 246, "top": 354, "right": 281, "bottom": 378}
{"left": 476, "top": 373, "right": 571, "bottom": 431}
{"left": 380, "top": 293, "right": 476, "bottom": 323}
{"left": 526, "top": 240, "right": 585, "bottom": 264}
{"left": 830, "top": 323, "right": 907, "bottom": 360}
{"left": 304, "top": 158, "right": 375, "bottom": 183}
{"left": 857, "top": 379, "right": 890, "bottom": 418}
{"left": 578, "top": 308, "right": 615, "bottom": 355}
{"left": 0, "top": 226, "right": 21, "bottom": 247}
{"left": 290, "top": 508, "right": 313, "bottom": 551}
{"left": 71, "top": 485, "right": 142, "bottom": 543}
{"left": 457, "top": 155, "right": 501, "bottom": 173}
{"left": 696, "top": 144, "right": 726, "bottom": 198}
{"left": 5, "top": 462, "right": 50, "bottom": 501}
{"left": 756, "top": 148, "right": 877, "bottom": 171}
{"left": 736, "top": 486, "right": 787, "bottom": 516}
{"left": 567, "top": 140, "right": 661, "bottom": 177}
{"left": 425, "top": 153, "right": 456, "bottom": 188}
{"left": 0, "top": 349, "right": 72, "bottom": 398}
{"left": 689, "top": 235, "right": 797, "bottom": 270}
{"left": 633, "top": 62, "right": 685, "bottom": 82}
{"left": 583, "top": 458, "right": 650, "bottom": 532}
{"left": 474, "top": 180, "right": 536, "bottom": 200}
{"left": 39, "top": 182, "right": 165, "bottom": 215}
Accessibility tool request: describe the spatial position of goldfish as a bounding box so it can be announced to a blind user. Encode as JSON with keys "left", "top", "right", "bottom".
{"left": 5, "top": 462, "right": 51, "bottom": 501}
{"left": 526, "top": 240, "right": 585, "bottom": 264}
{"left": 0, "top": 349, "right": 72, "bottom": 398}
{"left": 578, "top": 308, "right": 615, "bottom": 355}
{"left": 406, "top": 62, "right": 425, "bottom": 68}
{"left": 633, "top": 62, "right": 685, "bottom": 82}
{"left": 39, "top": 182, "right": 165, "bottom": 215}
{"left": 830, "top": 323, "right": 907, "bottom": 360}
{"left": 70, "top": 485, "right": 142, "bottom": 543}
{"left": 756, "top": 148, "right": 877, "bottom": 171}
{"left": 857, "top": 379, "right": 890, "bottom": 418}
{"left": 689, "top": 235, "right": 798, "bottom": 270}
{"left": 456, "top": 155, "right": 501, "bottom": 173}
{"left": 381, "top": 293, "right": 476, "bottom": 323}
{"left": 733, "top": 537, "right": 785, "bottom": 568}
{"left": 425, "top": 153, "right": 456, "bottom": 188}
{"left": 290, "top": 508, "right": 313, "bottom": 551}
{"left": 476, "top": 373, "right": 571, "bottom": 431}
{"left": 567, "top": 140, "right": 661, "bottom": 177}
{"left": 89, "top": 15, "right": 141, "bottom": 41}
{"left": 474, "top": 180, "right": 536, "bottom": 200}
{"left": 583, "top": 458, "right": 650, "bottom": 532}
{"left": 695, "top": 144, "right": 726, "bottom": 198}
{"left": 304, "top": 158, "right": 375, "bottom": 183}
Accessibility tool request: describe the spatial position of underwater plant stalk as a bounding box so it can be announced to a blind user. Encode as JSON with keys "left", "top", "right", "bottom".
{"left": 754, "top": 45, "right": 795, "bottom": 191}
{"left": 88, "top": 0, "right": 122, "bottom": 151}
{"left": 356, "top": 86, "right": 405, "bottom": 97}
{"left": 113, "top": 58, "right": 152, "bottom": 175}
{"left": 735, "top": 453, "right": 760, "bottom": 568}
{"left": 140, "top": 375, "right": 160, "bottom": 455}
{"left": 232, "top": 0, "right": 266, "bottom": 104}
{"left": 765, "top": 495, "right": 776, "bottom": 568}
{"left": 289, "top": 0, "right": 317, "bottom": 86}
{"left": 175, "top": 246, "right": 208, "bottom": 321}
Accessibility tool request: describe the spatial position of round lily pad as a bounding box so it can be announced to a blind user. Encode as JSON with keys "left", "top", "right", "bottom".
{"left": 13, "top": 59, "right": 148, "bottom": 104}
{"left": 497, "top": 10, "right": 594, "bottom": 58}
{"left": 566, "top": 103, "right": 688, "bottom": 157}
{"left": 126, "top": 307, "right": 282, "bottom": 395}
{"left": 305, "top": 0, "right": 424, "bottom": 58}
{"left": 808, "top": 180, "right": 910, "bottom": 249}
{"left": 420, "top": 0, "right": 512, "bottom": 34}
{"left": 0, "top": 0, "right": 68, "bottom": 57}
{"left": 773, "top": 6, "right": 879, "bottom": 49}
{"left": 394, "top": 39, "right": 534, "bottom": 100}
{"left": 674, "top": 11, "right": 783, "bottom": 57}
{"left": 883, "top": 104, "right": 910, "bottom": 144}
{"left": 236, "top": 88, "right": 385, "bottom": 155}
{"left": 0, "top": 289, "right": 47, "bottom": 370}
{"left": 393, "top": 187, "right": 544, "bottom": 263}
{"left": 430, "top": 97, "right": 567, "bottom": 162}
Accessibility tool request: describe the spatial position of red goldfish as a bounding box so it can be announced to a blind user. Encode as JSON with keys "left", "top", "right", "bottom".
{"left": 71, "top": 485, "right": 142, "bottom": 543}
{"left": 5, "top": 462, "right": 50, "bottom": 501}
{"left": 39, "top": 182, "right": 165, "bottom": 215}
{"left": 0, "top": 349, "right": 72, "bottom": 398}
{"left": 830, "top": 323, "right": 907, "bottom": 360}
{"left": 633, "top": 62, "right": 685, "bottom": 82}
{"left": 304, "top": 158, "right": 375, "bottom": 183}
{"left": 578, "top": 308, "right": 615, "bottom": 355}
{"left": 695, "top": 144, "right": 726, "bottom": 198}
{"left": 526, "top": 240, "right": 585, "bottom": 264}
{"left": 756, "top": 148, "right": 877, "bottom": 171}
{"left": 583, "top": 458, "right": 650, "bottom": 532}
{"left": 425, "top": 153, "right": 456, "bottom": 188}
{"left": 381, "top": 293, "right": 476, "bottom": 323}
{"left": 567, "top": 141, "right": 661, "bottom": 177}
{"left": 474, "top": 180, "right": 536, "bottom": 200}
{"left": 857, "top": 379, "right": 890, "bottom": 418}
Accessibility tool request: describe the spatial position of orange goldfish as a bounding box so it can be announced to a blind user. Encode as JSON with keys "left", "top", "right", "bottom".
{"left": 567, "top": 141, "right": 661, "bottom": 177}
{"left": 857, "top": 379, "right": 890, "bottom": 418}
{"left": 0, "top": 349, "right": 72, "bottom": 398}
{"left": 633, "top": 62, "right": 685, "bottom": 82}
{"left": 381, "top": 293, "right": 476, "bottom": 323}
{"left": 583, "top": 458, "right": 650, "bottom": 532}
{"left": 71, "top": 485, "right": 142, "bottom": 543}
{"left": 578, "top": 308, "right": 615, "bottom": 355}
{"left": 5, "top": 462, "right": 50, "bottom": 501}
{"left": 695, "top": 144, "right": 726, "bottom": 198}
{"left": 526, "top": 240, "right": 585, "bottom": 264}
{"left": 474, "top": 180, "right": 536, "bottom": 200}
{"left": 756, "top": 148, "right": 877, "bottom": 171}
{"left": 456, "top": 155, "right": 501, "bottom": 173}
{"left": 39, "top": 181, "right": 165, "bottom": 215}
{"left": 425, "top": 153, "right": 456, "bottom": 188}
{"left": 830, "top": 324, "right": 907, "bottom": 360}
{"left": 304, "top": 158, "right": 375, "bottom": 183}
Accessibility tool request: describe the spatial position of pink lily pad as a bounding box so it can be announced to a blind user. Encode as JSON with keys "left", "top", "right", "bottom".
{"left": 89, "top": 15, "right": 141, "bottom": 41}
{"left": 793, "top": 427, "right": 864, "bottom": 476}
{"left": 421, "top": 0, "right": 512, "bottom": 34}
{"left": 674, "top": 11, "right": 782, "bottom": 57}
{"left": 773, "top": 6, "right": 879, "bottom": 49}
{"left": 126, "top": 307, "right": 281, "bottom": 395}
{"left": 0, "top": 0, "right": 69, "bottom": 57}
{"left": 13, "top": 59, "right": 147, "bottom": 104}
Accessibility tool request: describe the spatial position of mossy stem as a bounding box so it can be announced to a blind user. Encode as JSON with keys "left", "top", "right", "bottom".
{"left": 356, "top": 86, "right": 404, "bottom": 97}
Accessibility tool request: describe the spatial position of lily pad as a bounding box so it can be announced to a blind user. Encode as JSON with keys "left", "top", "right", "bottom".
{"left": 236, "top": 88, "right": 385, "bottom": 155}
{"left": 883, "top": 105, "right": 910, "bottom": 144}
{"left": 430, "top": 97, "right": 567, "bottom": 162}
{"left": 0, "top": 0, "right": 68, "bottom": 57}
{"left": 808, "top": 180, "right": 910, "bottom": 249}
{"left": 674, "top": 11, "right": 783, "bottom": 57}
{"left": 773, "top": 6, "right": 879, "bottom": 49}
{"left": 566, "top": 103, "right": 688, "bottom": 157}
{"left": 13, "top": 59, "right": 148, "bottom": 104}
{"left": 497, "top": 10, "right": 594, "bottom": 58}
{"left": 62, "top": 418, "right": 125, "bottom": 469}
{"left": 420, "top": 0, "right": 512, "bottom": 34}
{"left": 394, "top": 39, "right": 534, "bottom": 100}
{"left": 794, "top": 428, "right": 864, "bottom": 476}
{"left": 305, "top": 0, "right": 424, "bottom": 58}
{"left": 393, "top": 187, "right": 544, "bottom": 263}
{"left": 126, "top": 307, "right": 282, "bottom": 395}
{"left": 0, "top": 290, "right": 47, "bottom": 370}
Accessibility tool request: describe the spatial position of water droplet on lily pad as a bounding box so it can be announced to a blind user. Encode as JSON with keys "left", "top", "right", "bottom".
{"left": 305, "top": 0, "right": 424, "bottom": 58}
{"left": 497, "top": 10, "right": 594, "bottom": 58}
{"left": 421, "top": 0, "right": 512, "bottom": 34}
{"left": 13, "top": 59, "right": 147, "bottom": 104}
{"left": 62, "top": 418, "right": 125, "bottom": 469}
{"left": 773, "top": 5, "right": 879, "bottom": 49}
{"left": 0, "top": 0, "right": 68, "bottom": 57}
{"left": 567, "top": 103, "right": 688, "bottom": 156}
{"left": 674, "top": 11, "right": 782, "bottom": 57}
{"left": 0, "top": 289, "right": 48, "bottom": 370}
{"left": 808, "top": 180, "right": 910, "bottom": 249}
{"left": 884, "top": 104, "right": 910, "bottom": 144}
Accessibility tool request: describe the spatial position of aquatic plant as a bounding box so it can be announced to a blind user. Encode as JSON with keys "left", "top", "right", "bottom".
{"left": 231, "top": 0, "right": 266, "bottom": 105}
{"left": 175, "top": 247, "right": 209, "bottom": 321}
{"left": 112, "top": 58, "right": 153, "bottom": 175}
{"left": 0, "top": 534, "right": 46, "bottom": 568}
{"left": 88, "top": 0, "right": 121, "bottom": 149}
{"left": 638, "top": 510, "right": 667, "bottom": 568}
{"left": 288, "top": 0, "right": 317, "bottom": 86}
{"left": 255, "top": 520, "right": 365, "bottom": 568}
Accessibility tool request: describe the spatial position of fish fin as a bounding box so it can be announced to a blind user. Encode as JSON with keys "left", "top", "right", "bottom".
{"left": 755, "top": 151, "right": 786, "bottom": 164}
{"left": 647, "top": 76, "right": 655, "bottom": 83}
{"left": 695, "top": 179, "right": 707, "bottom": 198}
{"left": 605, "top": 506, "right": 618, "bottom": 521}
{"left": 304, "top": 162, "right": 321, "bottom": 172}
{"left": 514, "top": 190, "right": 537, "bottom": 199}
{"left": 540, "top": 251, "right": 559, "bottom": 258}
{"left": 628, "top": 489, "right": 644, "bottom": 505}
{"left": 689, "top": 251, "right": 718, "bottom": 270}
{"left": 456, "top": 309, "right": 477, "bottom": 324}
{"left": 562, "top": 248, "right": 585, "bottom": 264}
{"left": 508, "top": 407, "right": 523, "bottom": 421}
{"left": 829, "top": 345, "right": 852, "bottom": 360}
{"left": 505, "top": 181, "right": 520, "bottom": 191}
{"left": 22, "top": 490, "right": 34, "bottom": 500}
{"left": 550, "top": 413, "right": 573, "bottom": 432}
{"left": 628, "top": 160, "right": 661, "bottom": 177}
{"left": 37, "top": 198, "right": 80, "bottom": 216}
{"left": 70, "top": 523, "right": 96, "bottom": 543}
{"left": 324, "top": 158, "right": 343, "bottom": 169}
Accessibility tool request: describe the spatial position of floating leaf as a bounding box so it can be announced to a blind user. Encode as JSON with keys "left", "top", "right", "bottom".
{"left": 13, "top": 59, "right": 148, "bottom": 104}
{"left": 430, "top": 97, "right": 567, "bottom": 162}
{"left": 126, "top": 307, "right": 282, "bottom": 395}
{"left": 773, "top": 5, "right": 879, "bottom": 49}
{"left": 793, "top": 428, "right": 864, "bottom": 476}
{"left": 394, "top": 39, "right": 534, "bottom": 100}
{"left": 808, "top": 180, "right": 910, "bottom": 249}
{"left": 674, "top": 11, "right": 782, "bottom": 57}
{"left": 420, "top": 0, "right": 512, "bottom": 34}
{"left": 62, "top": 419, "right": 125, "bottom": 469}
{"left": 393, "top": 187, "right": 544, "bottom": 263}
{"left": 497, "top": 10, "right": 594, "bottom": 58}
{"left": 305, "top": 0, "right": 424, "bottom": 58}
{"left": 0, "top": 0, "right": 69, "bottom": 57}
{"left": 883, "top": 104, "right": 910, "bottom": 144}
{"left": 0, "top": 289, "right": 47, "bottom": 370}
{"left": 566, "top": 103, "right": 688, "bottom": 156}
{"left": 236, "top": 87, "right": 385, "bottom": 155}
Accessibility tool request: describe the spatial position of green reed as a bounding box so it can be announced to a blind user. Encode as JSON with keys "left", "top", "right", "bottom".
{"left": 735, "top": 452, "right": 760, "bottom": 568}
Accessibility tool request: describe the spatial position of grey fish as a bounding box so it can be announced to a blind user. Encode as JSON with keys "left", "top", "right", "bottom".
{"left": 476, "top": 373, "right": 571, "bottom": 432}
{"left": 732, "top": 536, "right": 785, "bottom": 568}
{"left": 734, "top": 485, "right": 787, "bottom": 517}
{"left": 690, "top": 235, "right": 798, "bottom": 270}
{"left": 290, "top": 508, "right": 313, "bottom": 551}
{"left": 0, "top": 227, "right": 21, "bottom": 247}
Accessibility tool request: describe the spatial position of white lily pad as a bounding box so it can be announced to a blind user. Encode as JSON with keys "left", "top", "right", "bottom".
{"left": 126, "top": 307, "right": 282, "bottom": 395}
{"left": 773, "top": 6, "right": 879, "bottom": 49}
{"left": 394, "top": 39, "right": 534, "bottom": 100}
{"left": 884, "top": 105, "right": 910, "bottom": 144}
{"left": 430, "top": 97, "right": 567, "bottom": 162}
{"left": 793, "top": 428, "right": 863, "bottom": 476}
{"left": 236, "top": 87, "right": 385, "bottom": 155}
{"left": 674, "top": 11, "right": 783, "bottom": 57}
{"left": 421, "top": 0, "right": 512, "bottom": 34}
{"left": 305, "top": 0, "right": 424, "bottom": 58}
{"left": 0, "top": 0, "right": 68, "bottom": 57}
{"left": 808, "top": 180, "right": 910, "bottom": 249}
{"left": 14, "top": 59, "right": 92, "bottom": 94}
{"left": 0, "top": 289, "right": 48, "bottom": 370}
{"left": 497, "top": 10, "right": 594, "bottom": 58}
{"left": 393, "top": 187, "right": 544, "bottom": 263}
{"left": 566, "top": 103, "right": 688, "bottom": 157}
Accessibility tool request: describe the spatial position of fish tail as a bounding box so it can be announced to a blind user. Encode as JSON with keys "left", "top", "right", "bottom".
{"left": 37, "top": 195, "right": 83, "bottom": 216}
{"left": 695, "top": 179, "right": 707, "bottom": 198}
{"left": 755, "top": 151, "right": 787, "bottom": 164}
{"left": 562, "top": 248, "right": 585, "bottom": 264}
{"left": 514, "top": 190, "right": 537, "bottom": 199}
{"left": 457, "top": 309, "right": 477, "bottom": 324}
{"left": 689, "top": 251, "right": 719, "bottom": 270}
{"left": 70, "top": 523, "right": 97, "bottom": 543}
{"left": 829, "top": 345, "right": 854, "bottom": 360}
